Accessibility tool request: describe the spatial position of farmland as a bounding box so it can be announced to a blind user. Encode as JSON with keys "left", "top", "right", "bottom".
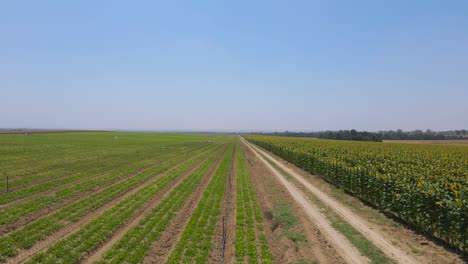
{"left": 0, "top": 132, "right": 466, "bottom": 263}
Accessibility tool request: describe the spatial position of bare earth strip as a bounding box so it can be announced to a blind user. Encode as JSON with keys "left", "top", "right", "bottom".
{"left": 243, "top": 142, "right": 345, "bottom": 264}
{"left": 81, "top": 145, "right": 224, "bottom": 263}
{"left": 244, "top": 138, "right": 420, "bottom": 264}
{"left": 142, "top": 147, "right": 228, "bottom": 264}
{"left": 5, "top": 146, "right": 219, "bottom": 264}
{"left": 242, "top": 138, "right": 369, "bottom": 264}
{"left": 208, "top": 144, "right": 236, "bottom": 264}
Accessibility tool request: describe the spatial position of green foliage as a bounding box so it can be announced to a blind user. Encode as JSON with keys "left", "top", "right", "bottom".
{"left": 235, "top": 143, "right": 274, "bottom": 263}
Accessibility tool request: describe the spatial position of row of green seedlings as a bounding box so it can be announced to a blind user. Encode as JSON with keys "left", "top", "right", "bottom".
{"left": 0, "top": 141, "right": 144, "bottom": 178}
{"left": 0, "top": 141, "right": 204, "bottom": 182}
{"left": 1, "top": 144, "right": 170, "bottom": 188}
{"left": 95, "top": 146, "right": 227, "bottom": 263}
{"left": 0, "top": 143, "right": 106, "bottom": 175}
{"left": 0, "top": 144, "right": 210, "bottom": 226}
{"left": 27, "top": 144, "right": 224, "bottom": 264}
{"left": 166, "top": 145, "right": 235, "bottom": 263}
{"left": 1, "top": 142, "right": 205, "bottom": 195}
{"left": 0, "top": 144, "right": 219, "bottom": 263}
{"left": 235, "top": 143, "right": 274, "bottom": 263}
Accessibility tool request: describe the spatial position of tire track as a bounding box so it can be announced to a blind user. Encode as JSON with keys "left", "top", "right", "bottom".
{"left": 5, "top": 145, "right": 219, "bottom": 264}
{"left": 242, "top": 138, "right": 369, "bottom": 264}
{"left": 244, "top": 138, "right": 418, "bottom": 264}
{"left": 142, "top": 147, "right": 228, "bottom": 264}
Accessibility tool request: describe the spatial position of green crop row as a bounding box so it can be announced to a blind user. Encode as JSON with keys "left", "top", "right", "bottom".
{"left": 0, "top": 144, "right": 208, "bottom": 225}
{"left": 166, "top": 145, "right": 234, "bottom": 263}
{"left": 27, "top": 144, "right": 223, "bottom": 263}
{"left": 235, "top": 143, "right": 274, "bottom": 264}
{"left": 95, "top": 146, "right": 227, "bottom": 263}
{"left": 0, "top": 144, "right": 217, "bottom": 263}
{"left": 245, "top": 135, "right": 468, "bottom": 252}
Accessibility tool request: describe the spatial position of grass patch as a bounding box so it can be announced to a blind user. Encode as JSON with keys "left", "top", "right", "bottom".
{"left": 282, "top": 230, "right": 306, "bottom": 243}
{"left": 272, "top": 200, "right": 298, "bottom": 228}
{"left": 295, "top": 260, "right": 318, "bottom": 264}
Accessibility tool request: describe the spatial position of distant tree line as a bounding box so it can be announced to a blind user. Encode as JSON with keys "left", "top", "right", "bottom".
{"left": 251, "top": 129, "right": 468, "bottom": 142}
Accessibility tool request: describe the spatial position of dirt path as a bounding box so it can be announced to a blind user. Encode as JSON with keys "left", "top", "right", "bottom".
{"left": 243, "top": 138, "right": 420, "bottom": 264}
{"left": 82, "top": 146, "right": 222, "bottom": 264}
{"left": 208, "top": 145, "right": 236, "bottom": 264}
{"left": 252, "top": 142, "right": 466, "bottom": 264}
{"left": 242, "top": 138, "right": 369, "bottom": 264}
{"left": 243, "top": 143, "right": 347, "bottom": 264}
{"left": 6, "top": 146, "right": 219, "bottom": 264}
{"left": 142, "top": 147, "right": 228, "bottom": 264}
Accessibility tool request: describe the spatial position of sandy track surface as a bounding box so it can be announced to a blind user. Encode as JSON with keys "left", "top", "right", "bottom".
{"left": 242, "top": 138, "right": 369, "bottom": 264}
{"left": 6, "top": 146, "right": 218, "bottom": 264}
{"left": 243, "top": 144, "right": 344, "bottom": 264}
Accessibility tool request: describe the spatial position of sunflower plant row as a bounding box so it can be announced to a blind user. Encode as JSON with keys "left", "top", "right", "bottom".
{"left": 244, "top": 135, "right": 468, "bottom": 252}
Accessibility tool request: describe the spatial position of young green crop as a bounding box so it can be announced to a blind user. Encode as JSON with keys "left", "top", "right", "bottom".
{"left": 0, "top": 144, "right": 216, "bottom": 262}
{"left": 95, "top": 146, "right": 227, "bottom": 263}
{"left": 0, "top": 144, "right": 207, "bottom": 225}
{"left": 235, "top": 142, "right": 273, "bottom": 264}
{"left": 26, "top": 145, "right": 222, "bottom": 263}
{"left": 166, "top": 145, "right": 234, "bottom": 263}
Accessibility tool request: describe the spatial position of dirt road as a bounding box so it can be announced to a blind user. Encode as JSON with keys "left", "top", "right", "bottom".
{"left": 242, "top": 137, "right": 421, "bottom": 264}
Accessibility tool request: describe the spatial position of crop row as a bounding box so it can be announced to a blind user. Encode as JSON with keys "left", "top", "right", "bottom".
{"left": 95, "top": 146, "right": 227, "bottom": 263}
{"left": 0, "top": 144, "right": 209, "bottom": 226}
{"left": 26, "top": 144, "right": 224, "bottom": 263}
{"left": 166, "top": 145, "right": 234, "bottom": 263}
{"left": 0, "top": 144, "right": 218, "bottom": 262}
{"left": 245, "top": 135, "right": 468, "bottom": 252}
{"left": 1, "top": 141, "right": 204, "bottom": 189}
{"left": 235, "top": 143, "right": 273, "bottom": 263}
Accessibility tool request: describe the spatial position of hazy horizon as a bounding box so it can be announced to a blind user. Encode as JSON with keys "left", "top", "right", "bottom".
{"left": 2, "top": 1, "right": 467, "bottom": 131}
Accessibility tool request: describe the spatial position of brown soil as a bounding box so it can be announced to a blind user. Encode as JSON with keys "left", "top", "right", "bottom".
{"left": 142, "top": 147, "right": 228, "bottom": 264}
{"left": 82, "top": 146, "right": 223, "bottom": 263}
{"left": 249, "top": 140, "right": 466, "bottom": 264}
{"left": 5, "top": 146, "right": 220, "bottom": 264}
{"left": 208, "top": 145, "right": 237, "bottom": 264}
{"left": 242, "top": 141, "right": 345, "bottom": 264}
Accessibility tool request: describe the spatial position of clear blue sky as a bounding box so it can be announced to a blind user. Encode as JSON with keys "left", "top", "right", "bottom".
{"left": 1, "top": 1, "right": 467, "bottom": 131}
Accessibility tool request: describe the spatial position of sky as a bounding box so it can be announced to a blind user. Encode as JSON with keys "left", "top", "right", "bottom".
{"left": 1, "top": 1, "right": 467, "bottom": 132}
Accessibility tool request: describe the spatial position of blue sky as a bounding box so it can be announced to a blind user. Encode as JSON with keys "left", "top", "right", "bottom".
{"left": 1, "top": 1, "right": 467, "bottom": 131}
